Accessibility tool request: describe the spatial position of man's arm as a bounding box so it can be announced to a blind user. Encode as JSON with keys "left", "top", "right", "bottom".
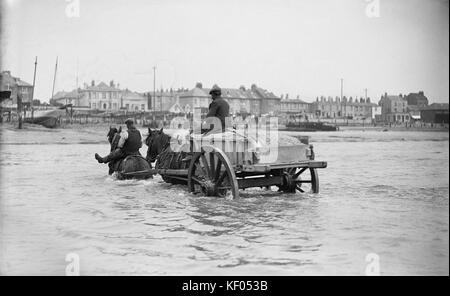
{"left": 117, "top": 131, "right": 128, "bottom": 148}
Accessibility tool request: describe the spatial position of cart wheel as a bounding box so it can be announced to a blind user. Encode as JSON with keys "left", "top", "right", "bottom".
{"left": 188, "top": 146, "right": 239, "bottom": 199}
{"left": 280, "top": 167, "right": 319, "bottom": 194}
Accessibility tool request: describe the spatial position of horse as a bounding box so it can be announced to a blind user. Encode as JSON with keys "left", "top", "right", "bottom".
{"left": 104, "top": 126, "right": 153, "bottom": 180}
{"left": 145, "top": 128, "right": 190, "bottom": 184}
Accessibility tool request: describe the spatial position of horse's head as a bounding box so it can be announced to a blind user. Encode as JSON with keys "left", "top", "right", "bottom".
{"left": 145, "top": 127, "right": 171, "bottom": 162}
{"left": 107, "top": 126, "right": 122, "bottom": 150}
{"left": 107, "top": 126, "right": 118, "bottom": 143}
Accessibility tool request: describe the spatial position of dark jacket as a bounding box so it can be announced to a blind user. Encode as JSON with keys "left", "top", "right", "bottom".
{"left": 122, "top": 128, "right": 142, "bottom": 154}
{"left": 206, "top": 97, "right": 230, "bottom": 131}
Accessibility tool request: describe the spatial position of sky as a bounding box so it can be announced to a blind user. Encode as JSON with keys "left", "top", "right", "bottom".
{"left": 1, "top": 0, "right": 449, "bottom": 103}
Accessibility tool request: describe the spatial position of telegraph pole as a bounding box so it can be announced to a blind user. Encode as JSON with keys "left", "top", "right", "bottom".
{"left": 31, "top": 56, "right": 37, "bottom": 119}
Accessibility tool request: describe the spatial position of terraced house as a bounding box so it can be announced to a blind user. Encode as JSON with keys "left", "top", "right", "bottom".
{"left": 178, "top": 83, "right": 280, "bottom": 116}
{"left": 309, "top": 96, "right": 378, "bottom": 119}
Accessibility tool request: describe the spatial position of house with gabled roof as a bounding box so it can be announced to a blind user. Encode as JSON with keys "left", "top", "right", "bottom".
{"left": 0, "top": 71, "right": 34, "bottom": 106}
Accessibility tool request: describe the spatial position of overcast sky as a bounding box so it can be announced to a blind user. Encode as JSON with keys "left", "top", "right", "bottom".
{"left": 1, "top": 0, "right": 449, "bottom": 103}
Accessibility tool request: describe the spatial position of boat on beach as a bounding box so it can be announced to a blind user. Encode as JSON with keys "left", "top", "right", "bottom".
{"left": 24, "top": 108, "right": 67, "bottom": 128}
{"left": 280, "top": 121, "right": 338, "bottom": 132}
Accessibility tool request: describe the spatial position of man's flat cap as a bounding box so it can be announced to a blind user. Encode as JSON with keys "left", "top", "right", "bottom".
{"left": 209, "top": 84, "right": 221, "bottom": 95}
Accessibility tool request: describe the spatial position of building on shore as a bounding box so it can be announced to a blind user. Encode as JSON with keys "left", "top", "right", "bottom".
{"left": 405, "top": 91, "right": 429, "bottom": 107}
{"left": 308, "top": 96, "right": 378, "bottom": 120}
{"left": 52, "top": 80, "right": 122, "bottom": 110}
{"left": 121, "top": 90, "right": 148, "bottom": 112}
{"left": 378, "top": 93, "right": 410, "bottom": 123}
{"left": 145, "top": 89, "right": 180, "bottom": 112}
{"left": 280, "top": 97, "right": 310, "bottom": 114}
{"left": 419, "top": 103, "right": 449, "bottom": 124}
{"left": 52, "top": 80, "right": 186, "bottom": 113}
{"left": 0, "top": 71, "right": 34, "bottom": 107}
{"left": 178, "top": 83, "right": 280, "bottom": 116}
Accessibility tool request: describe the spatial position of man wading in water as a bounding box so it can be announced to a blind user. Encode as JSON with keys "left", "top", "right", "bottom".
{"left": 95, "top": 118, "right": 143, "bottom": 164}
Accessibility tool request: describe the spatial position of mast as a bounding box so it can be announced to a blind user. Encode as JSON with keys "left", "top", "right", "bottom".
{"left": 31, "top": 56, "right": 38, "bottom": 119}
{"left": 153, "top": 66, "right": 156, "bottom": 111}
{"left": 51, "top": 56, "right": 58, "bottom": 101}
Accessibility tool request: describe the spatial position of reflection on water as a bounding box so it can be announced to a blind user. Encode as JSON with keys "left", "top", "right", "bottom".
{"left": 0, "top": 128, "right": 448, "bottom": 275}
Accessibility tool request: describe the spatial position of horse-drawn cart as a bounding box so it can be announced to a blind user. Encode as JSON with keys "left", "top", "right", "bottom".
{"left": 123, "top": 129, "right": 327, "bottom": 199}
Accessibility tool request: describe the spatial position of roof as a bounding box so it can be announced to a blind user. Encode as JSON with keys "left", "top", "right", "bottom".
{"left": 84, "top": 81, "right": 121, "bottom": 91}
{"left": 179, "top": 87, "right": 210, "bottom": 98}
{"left": 15, "top": 79, "right": 32, "bottom": 87}
{"left": 385, "top": 95, "right": 405, "bottom": 101}
{"left": 179, "top": 85, "right": 281, "bottom": 101}
{"left": 122, "top": 90, "right": 146, "bottom": 101}
{"left": 52, "top": 90, "right": 80, "bottom": 100}
{"left": 420, "top": 103, "right": 449, "bottom": 111}
{"left": 281, "top": 99, "right": 309, "bottom": 104}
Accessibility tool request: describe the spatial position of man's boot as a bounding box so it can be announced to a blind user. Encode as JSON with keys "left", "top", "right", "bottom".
{"left": 95, "top": 153, "right": 105, "bottom": 163}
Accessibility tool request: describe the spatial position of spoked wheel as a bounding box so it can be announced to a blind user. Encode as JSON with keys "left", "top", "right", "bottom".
{"left": 188, "top": 146, "right": 239, "bottom": 199}
{"left": 279, "top": 167, "right": 319, "bottom": 194}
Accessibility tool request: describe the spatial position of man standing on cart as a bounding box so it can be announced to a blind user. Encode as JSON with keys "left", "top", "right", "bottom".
{"left": 202, "top": 84, "right": 230, "bottom": 134}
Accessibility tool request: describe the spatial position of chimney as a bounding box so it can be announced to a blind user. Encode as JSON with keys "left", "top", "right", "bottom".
{"left": 239, "top": 85, "right": 246, "bottom": 91}
{"left": 110, "top": 80, "right": 115, "bottom": 88}
{"left": 251, "top": 84, "right": 257, "bottom": 91}
{"left": 91, "top": 80, "right": 95, "bottom": 87}
{"left": 195, "top": 82, "right": 202, "bottom": 89}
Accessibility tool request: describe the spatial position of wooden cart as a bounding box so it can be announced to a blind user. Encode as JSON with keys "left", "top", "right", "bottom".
{"left": 123, "top": 133, "right": 327, "bottom": 199}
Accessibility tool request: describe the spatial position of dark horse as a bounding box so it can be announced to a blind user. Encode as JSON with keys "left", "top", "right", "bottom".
{"left": 145, "top": 128, "right": 190, "bottom": 184}
{"left": 104, "top": 126, "right": 153, "bottom": 180}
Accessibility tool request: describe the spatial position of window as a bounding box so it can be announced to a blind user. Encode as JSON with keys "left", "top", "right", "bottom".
{"left": 103, "top": 103, "right": 107, "bottom": 109}
{"left": 92, "top": 103, "right": 96, "bottom": 109}
{"left": 125, "top": 104, "right": 129, "bottom": 110}
{"left": 141, "top": 104, "right": 145, "bottom": 110}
